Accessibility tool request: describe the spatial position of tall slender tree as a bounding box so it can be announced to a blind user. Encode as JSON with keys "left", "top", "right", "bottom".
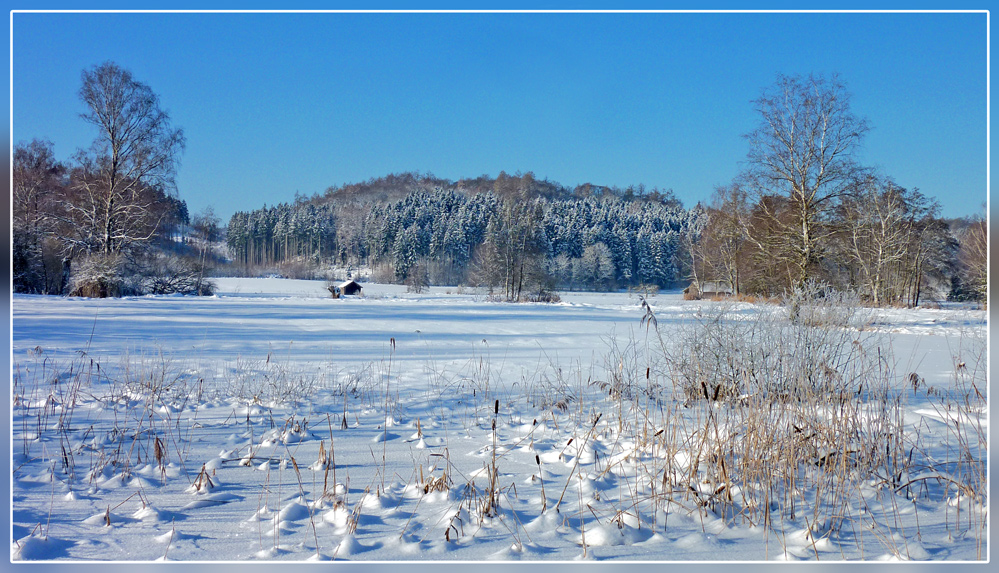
{"left": 12, "top": 139, "right": 66, "bottom": 293}
{"left": 742, "top": 73, "right": 869, "bottom": 288}
{"left": 690, "top": 184, "right": 752, "bottom": 296}
{"left": 70, "top": 61, "right": 185, "bottom": 256}
{"left": 957, "top": 209, "right": 988, "bottom": 305}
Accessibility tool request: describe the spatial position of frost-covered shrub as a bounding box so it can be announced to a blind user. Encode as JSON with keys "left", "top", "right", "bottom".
{"left": 521, "top": 290, "right": 561, "bottom": 303}
{"left": 784, "top": 280, "right": 869, "bottom": 329}
{"left": 274, "top": 258, "right": 321, "bottom": 280}
{"left": 69, "top": 251, "right": 215, "bottom": 297}
{"left": 141, "top": 253, "right": 216, "bottom": 296}
{"left": 370, "top": 263, "right": 396, "bottom": 284}
{"left": 663, "top": 285, "right": 877, "bottom": 403}
{"left": 648, "top": 287, "right": 910, "bottom": 534}
{"left": 68, "top": 253, "right": 132, "bottom": 298}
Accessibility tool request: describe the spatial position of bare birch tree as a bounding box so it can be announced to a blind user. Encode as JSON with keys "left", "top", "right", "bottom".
{"left": 70, "top": 61, "right": 185, "bottom": 256}
{"left": 957, "top": 207, "right": 988, "bottom": 305}
{"left": 837, "top": 175, "right": 941, "bottom": 306}
{"left": 743, "top": 73, "right": 869, "bottom": 288}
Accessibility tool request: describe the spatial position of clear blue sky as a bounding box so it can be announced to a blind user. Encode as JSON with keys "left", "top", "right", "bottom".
{"left": 10, "top": 9, "right": 989, "bottom": 222}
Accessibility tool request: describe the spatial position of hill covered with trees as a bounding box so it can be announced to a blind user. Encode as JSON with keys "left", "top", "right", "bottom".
{"left": 225, "top": 171, "right": 697, "bottom": 298}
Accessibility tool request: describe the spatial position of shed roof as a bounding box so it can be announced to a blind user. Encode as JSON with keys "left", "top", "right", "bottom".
{"left": 338, "top": 279, "right": 363, "bottom": 295}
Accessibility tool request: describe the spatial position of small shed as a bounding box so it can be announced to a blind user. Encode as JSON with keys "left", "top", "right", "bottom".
{"left": 700, "top": 280, "right": 733, "bottom": 297}
{"left": 684, "top": 280, "right": 734, "bottom": 300}
{"left": 339, "top": 279, "right": 363, "bottom": 296}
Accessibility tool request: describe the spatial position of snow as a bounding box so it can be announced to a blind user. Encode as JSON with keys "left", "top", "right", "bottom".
{"left": 10, "top": 278, "right": 988, "bottom": 562}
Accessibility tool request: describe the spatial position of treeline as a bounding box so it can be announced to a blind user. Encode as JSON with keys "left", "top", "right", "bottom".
{"left": 691, "top": 178, "right": 987, "bottom": 306}
{"left": 12, "top": 62, "right": 220, "bottom": 298}
{"left": 11, "top": 137, "right": 224, "bottom": 297}
{"left": 226, "top": 153, "right": 986, "bottom": 306}
{"left": 16, "top": 67, "right": 987, "bottom": 307}
{"left": 688, "top": 74, "right": 987, "bottom": 307}
{"left": 226, "top": 172, "right": 698, "bottom": 297}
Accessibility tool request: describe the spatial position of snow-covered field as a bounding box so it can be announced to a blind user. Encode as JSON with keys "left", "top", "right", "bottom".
{"left": 10, "top": 278, "right": 988, "bottom": 561}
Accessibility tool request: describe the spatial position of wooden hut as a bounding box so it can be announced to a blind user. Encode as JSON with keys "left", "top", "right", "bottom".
{"left": 684, "top": 280, "right": 733, "bottom": 300}
{"left": 700, "top": 280, "right": 734, "bottom": 297}
{"left": 339, "top": 279, "right": 363, "bottom": 296}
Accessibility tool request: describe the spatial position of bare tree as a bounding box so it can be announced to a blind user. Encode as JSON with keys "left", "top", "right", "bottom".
{"left": 837, "top": 176, "right": 940, "bottom": 306}
{"left": 12, "top": 139, "right": 66, "bottom": 293}
{"left": 742, "top": 73, "right": 869, "bottom": 288}
{"left": 70, "top": 61, "right": 185, "bottom": 256}
{"left": 191, "top": 206, "right": 221, "bottom": 295}
{"left": 957, "top": 207, "right": 988, "bottom": 306}
{"left": 13, "top": 140, "right": 62, "bottom": 234}
{"left": 468, "top": 197, "right": 551, "bottom": 300}
{"left": 690, "top": 184, "right": 753, "bottom": 296}
{"left": 677, "top": 205, "right": 707, "bottom": 290}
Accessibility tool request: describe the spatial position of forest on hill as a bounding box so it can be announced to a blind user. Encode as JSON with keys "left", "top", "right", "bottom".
{"left": 225, "top": 171, "right": 695, "bottom": 298}
{"left": 225, "top": 166, "right": 985, "bottom": 307}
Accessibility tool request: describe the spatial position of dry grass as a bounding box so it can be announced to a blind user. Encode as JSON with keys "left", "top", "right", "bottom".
{"left": 11, "top": 289, "right": 987, "bottom": 560}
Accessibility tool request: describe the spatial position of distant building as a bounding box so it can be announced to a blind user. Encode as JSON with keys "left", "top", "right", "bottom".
{"left": 684, "top": 280, "right": 733, "bottom": 300}
{"left": 339, "top": 279, "right": 363, "bottom": 296}
{"left": 700, "top": 280, "right": 733, "bottom": 297}
{"left": 328, "top": 279, "right": 363, "bottom": 298}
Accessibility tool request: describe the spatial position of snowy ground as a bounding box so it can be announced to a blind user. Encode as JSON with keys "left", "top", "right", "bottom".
{"left": 9, "top": 278, "right": 988, "bottom": 562}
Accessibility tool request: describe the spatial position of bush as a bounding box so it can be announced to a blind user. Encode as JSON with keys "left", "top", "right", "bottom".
{"left": 784, "top": 281, "right": 867, "bottom": 328}
{"left": 141, "top": 253, "right": 216, "bottom": 296}
{"left": 405, "top": 260, "right": 430, "bottom": 293}
{"left": 68, "top": 251, "right": 215, "bottom": 298}
{"left": 644, "top": 286, "right": 909, "bottom": 536}
{"left": 371, "top": 263, "right": 396, "bottom": 284}
{"left": 630, "top": 283, "right": 659, "bottom": 297}
{"left": 68, "top": 254, "right": 131, "bottom": 298}
{"left": 662, "top": 284, "right": 876, "bottom": 404}
{"left": 275, "top": 258, "right": 324, "bottom": 280}
{"left": 521, "top": 289, "right": 561, "bottom": 303}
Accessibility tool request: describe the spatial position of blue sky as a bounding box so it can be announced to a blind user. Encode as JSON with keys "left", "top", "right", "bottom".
{"left": 10, "top": 10, "right": 989, "bottom": 222}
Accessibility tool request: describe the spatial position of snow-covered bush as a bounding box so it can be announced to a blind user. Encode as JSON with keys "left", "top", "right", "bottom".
{"left": 68, "top": 251, "right": 215, "bottom": 298}
{"left": 784, "top": 280, "right": 868, "bottom": 329}
{"left": 68, "top": 253, "right": 133, "bottom": 298}
{"left": 663, "top": 285, "right": 874, "bottom": 403}
{"left": 646, "top": 288, "right": 911, "bottom": 536}
{"left": 141, "top": 252, "right": 216, "bottom": 296}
